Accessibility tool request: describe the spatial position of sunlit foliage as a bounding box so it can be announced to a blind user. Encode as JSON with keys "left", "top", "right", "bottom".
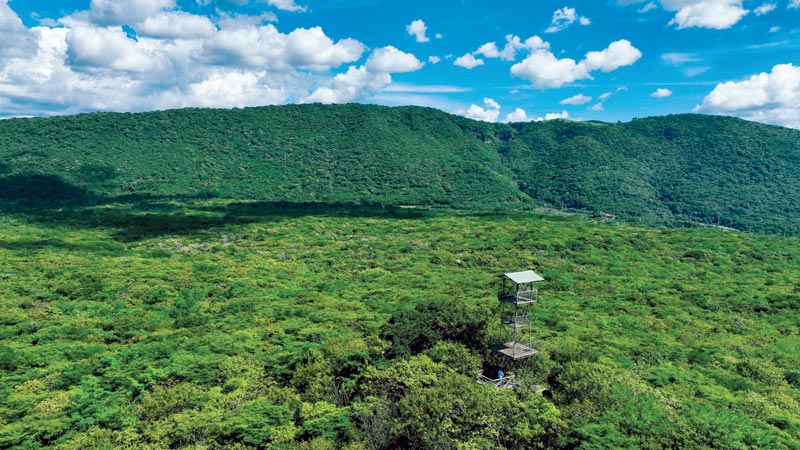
{"left": 0, "top": 200, "right": 797, "bottom": 448}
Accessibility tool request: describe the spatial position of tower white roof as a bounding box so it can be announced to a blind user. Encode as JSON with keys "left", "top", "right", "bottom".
{"left": 502, "top": 270, "right": 544, "bottom": 284}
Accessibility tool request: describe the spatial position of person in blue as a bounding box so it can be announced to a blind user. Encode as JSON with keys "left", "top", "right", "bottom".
{"left": 497, "top": 369, "right": 504, "bottom": 379}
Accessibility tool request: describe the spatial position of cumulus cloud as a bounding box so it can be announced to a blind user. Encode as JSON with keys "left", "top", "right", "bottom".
{"left": 545, "top": 7, "right": 591, "bottom": 33}
{"left": 461, "top": 97, "right": 501, "bottom": 122}
{"left": 511, "top": 38, "right": 641, "bottom": 88}
{"left": 137, "top": 11, "right": 217, "bottom": 39}
{"left": 791, "top": 0, "right": 800, "bottom": 8}
{"left": 303, "top": 65, "right": 391, "bottom": 104}
{"left": 303, "top": 47, "right": 422, "bottom": 104}
{"left": 662, "top": 0, "right": 748, "bottom": 29}
{"left": 473, "top": 35, "right": 547, "bottom": 62}
{"left": 454, "top": 53, "right": 484, "bottom": 69}
{"left": 504, "top": 108, "right": 529, "bottom": 122}
{"left": 511, "top": 50, "right": 587, "bottom": 88}
{"left": 620, "top": 0, "right": 749, "bottom": 29}
{"left": 535, "top": 111, "right": 570, "bottom": 121}
{"left": 89, "top": 0, "right": 175, "bottom": 26}
{"left": 406, "top": 19, "right": 429, "bottom": 43}
{"left": 651, "top": 88, "right": 673, "bottom": 98}
{"left": 66, "top": 25, "right": 166, "bottom": 73}
{"left": 188, "top": 69, "right": 288, "bottom": 107}
{"left": 560, "top": 93, "right": 592, "bottom": 105}
{"left": 199, "top": 24, "right": 364, "bottom": 71}
{"left": 475, "top": 42, "right": 502, "bottom": 58}
{"left": 0, "top": 1, "right": 38, "bottom": 58}
{"left": 0, "top": 1, "right": 392, "bottom": 116}
{"left": 582, "top": 39, "right": 641, "bottom": 72}
{"left": 695, "top": 63, "right": 800, "bottom": 129}
{"left": 365, "top": 46, "right": 424, "bottom": 73}
{"left": 428, "top": 55, "right": 441, "bottom": 64}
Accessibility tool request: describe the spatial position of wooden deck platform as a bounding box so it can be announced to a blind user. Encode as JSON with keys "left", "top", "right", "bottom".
{"left": 498, "top": 342, "right": 539, "bottom": 359}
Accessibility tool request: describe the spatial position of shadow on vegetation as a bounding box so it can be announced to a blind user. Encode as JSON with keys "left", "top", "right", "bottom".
{"left": 0, "top": 173, "right": 479, "bottom": 243}
{"left": 0, "top": 174, "right": 96, "bottom": 203}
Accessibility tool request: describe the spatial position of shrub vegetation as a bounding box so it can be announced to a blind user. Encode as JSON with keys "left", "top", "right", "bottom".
{"left": 0, "top": 200, "right": 797, "bottom": 448}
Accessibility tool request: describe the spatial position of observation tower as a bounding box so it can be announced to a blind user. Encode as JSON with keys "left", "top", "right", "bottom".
{"left": 497, "top": 270, "right": 543, "bottom": 360}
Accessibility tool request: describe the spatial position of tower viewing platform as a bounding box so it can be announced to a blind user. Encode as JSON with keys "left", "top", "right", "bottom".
{"left": 496, "top": 270, "right": 544, "bottom": 360}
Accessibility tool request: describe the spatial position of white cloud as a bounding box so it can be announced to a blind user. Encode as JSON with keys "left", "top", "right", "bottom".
{"left": 684, "top": 66, "right": 710, "bottom": 76}
{"left": 545, "top": 7, "right": 591, "bottom": 33}
{"left": 474, "top": 35, "right": 546, "bottom": 62}
{"left": 769, "top": 26, "right": 780, "bottom": 32}
{"left": 187, "top": 69, "right": 287, "bottom": 107}
{"left": 588, "top": 87, "right": 626, "bottom": 111}
{"left": 475, "top": 42, "right": 501, "bottom": 58}
{"left": 265, "top": 0, "right": 307, "bottom": 12}
{"left": 582, "top": 39, "right": 642, "bottom": 72}
{"left": 406, "top": 19, "right": 429, "bottom": 43}
{"left": 0, "top": 1, "right": 387, "bottom": 116}
{"left": 754, "top": 3, "right": 777, "bottom": 15}
{"left": 283, "top": 27, "right": 365, "bottom": 71}
{"left": 662, "top": 52, "right": 700, "bottom": 65}
{"left": 428, "top": 55, "right": 441, "bottom": 64}
{"left": 695, "top": 63, "right": 800, "bottom": 129}
{"left": 639, "top": 2, "right": 657, "bottom": 12}
{"left": 0, "top": 1, "right": 38, "bottom": 58}
{"left": 303, "top": 65, "right": 391, "bottom": 104}
{"left": 199, "top": 24, "right": 364, "bottom": 72}
{"left": 365, "top": 46, "right": 424, "bottom": 73}
{"left": 137, "top": 11, "right": 217, "bottom": 39}
{"left": 791, "top": 0, "right": 800, "bottom": 8}
{"left": 651, "top": 88, "right": 673, "bottom": 97}
{"left": 511, "top": 50, "right": 587, "bottom": 88}
{"left": 621, "top": 0, "right": 749, "bottom": 28}
{"left": 462, "top": 97, "right": 501, "bottom": 122}
{"left": 454, "top": 53, "right": 484, "bottom": 69}
{"left": 66, "top": 25, "right": 166, "bottom": 74}
{"left": 89, "top": 0, "right": 175, "bottom": 26}
{"left": 560, "top": 93, "right": 592, "bottom": 105}
{"left": 535, "top": 110, "right": 570, "bottom": 121}
{"left": 662, "top": 0, "right": 748, "bottom": 30}
{"left": 301, "top": 47, "right": 422, "bottom": 104}
{"left": 504, "top": 108, "right": 529, "bottom": 122}
{"left": 511, "top": 38, "right": 641, "bottom": 88}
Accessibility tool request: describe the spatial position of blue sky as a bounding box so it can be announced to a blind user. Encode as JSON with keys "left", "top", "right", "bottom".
{"left": 1, "top": 0, "right": 799, "bottom": 127}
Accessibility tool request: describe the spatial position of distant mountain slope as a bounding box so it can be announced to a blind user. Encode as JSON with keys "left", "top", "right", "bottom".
{"left": 0, "top": 104, "right": 798, "bottom": 235}
{"left": 495, "top": 114, "right": 800, "bottom": 235}
{"left": 0, "top": 105, "right": 530, "bottom": 209}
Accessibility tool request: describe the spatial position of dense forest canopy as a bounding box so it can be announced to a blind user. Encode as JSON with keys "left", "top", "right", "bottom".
{"left": 0, "top": 104, "right": 797, "bottom": 236}
{"left": 0, "top": 201, "right": 798, "bottom": 449}
{"left": 0, "top": 104, "right": 798, "bottom": 448}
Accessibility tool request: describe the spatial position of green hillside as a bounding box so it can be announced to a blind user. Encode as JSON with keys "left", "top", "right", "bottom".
{"left": 0, "top": 105, "right": 528, "bottom": 209}
{"left": 497, "top": 115, "right": 800, "bottom": 235}
{"left": 0, "top": 104, "right": 798, "bottom": 235}
{"left": 0, "top": 200, "right": 798, "bottom": 449}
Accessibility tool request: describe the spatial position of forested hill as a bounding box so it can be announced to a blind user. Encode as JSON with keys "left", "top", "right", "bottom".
{"left": 0, "top": 104, "right": 798, "bottom": 235}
